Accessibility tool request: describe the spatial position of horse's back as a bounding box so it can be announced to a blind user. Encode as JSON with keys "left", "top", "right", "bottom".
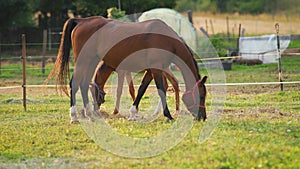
{"left": 72, "top": 16, "right": 186, "bottom": 71}
{"left": 106, "top": 19, "right": 180, "bottom": 40}
{"left": 101, "top": 19, "right": 183, "bottom": 71}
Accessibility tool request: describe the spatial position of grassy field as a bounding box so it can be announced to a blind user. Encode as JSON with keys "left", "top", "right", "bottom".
{"left": 0, "top": 56, "right": 300, "bottom": 168}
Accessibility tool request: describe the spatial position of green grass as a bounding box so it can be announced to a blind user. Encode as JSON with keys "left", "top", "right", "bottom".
{"left": 0, "top": 56, "right": 300, "bottom": 168}
{"left": 223, "top": 55, "right": 300, "bottom": 83}
{"left": 288, "top": 40, "right": 300, "bottom": 48}
{"left": 0, "top": 91, "right": 299, "bottom": 168}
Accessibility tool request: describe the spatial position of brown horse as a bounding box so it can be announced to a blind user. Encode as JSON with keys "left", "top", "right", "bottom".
{"left": 47, "top": 16, "right": 207, "bottom": 123}
{"left": 91, "top": 62, "right": 180, "bottom": 116}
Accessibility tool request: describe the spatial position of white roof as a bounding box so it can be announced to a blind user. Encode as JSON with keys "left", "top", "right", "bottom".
{"left": 138, "top": 8, "right": 197, "bottom": 53}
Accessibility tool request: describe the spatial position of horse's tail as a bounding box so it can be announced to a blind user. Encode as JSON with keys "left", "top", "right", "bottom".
{"left": 46, "top": 18, "right": 78, "bottom": 96}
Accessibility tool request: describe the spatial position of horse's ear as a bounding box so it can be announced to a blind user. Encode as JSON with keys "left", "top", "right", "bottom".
{"left": 201, "top": 76, "right": 208, "bottom": 85}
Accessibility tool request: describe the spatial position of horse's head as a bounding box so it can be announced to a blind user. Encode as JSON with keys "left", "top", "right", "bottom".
{"left": 182, "top": 76, "right": 207, "bottom": 121}
{"left": 90, "top": 82, "right": 106, "bottom": 109}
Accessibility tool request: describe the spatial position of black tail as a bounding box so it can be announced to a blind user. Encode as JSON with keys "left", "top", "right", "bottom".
{"left": 46, "top": 18, "right": 78, "bottom": 96}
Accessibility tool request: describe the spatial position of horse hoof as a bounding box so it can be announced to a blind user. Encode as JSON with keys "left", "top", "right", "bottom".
{"left": 70, "top": 119, "right": 80, "bottom": 124}
{"left": 166, "top": 118, "right": 175, "bottom": 123}
{"left": 152, "top": 112, "right": 159, "bottom": 117}
{"left": 202, "top": 113, "right": 207, "bottom": 122}
{"left": 88, "top": 116, "right": 95, "bottom": 122}
{"left": 128, "top": 116, "right": 137, "bottom": 121}
{"left": 173, "top": 110, "right": 181, "bottom": 115}
{"left": 94, "top": 110, "right": 103, "bottom": 118}
{"left": 194, "top": 116, "right": 206, "bottom": 122}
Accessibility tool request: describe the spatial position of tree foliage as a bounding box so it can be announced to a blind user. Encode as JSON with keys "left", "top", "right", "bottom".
{"left": 1, "top": 0, "right": 299, "bottom": 31}
{"left": 0, "top": 0, "right": 175, "bottom": 30}
{"left": 28, "top": 0, "right": 74, "bottom": 28}
{"left": 73, "top": 0, "right": 176, "bottom": 17}
{"left": 0, "top": 0, "right": 34, "bottom": 29}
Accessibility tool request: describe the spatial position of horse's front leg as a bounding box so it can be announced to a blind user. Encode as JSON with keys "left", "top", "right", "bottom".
{"left": 152, "top": 70, "right": 174, "bottom": 121}
{"left": 113, "top": 70, "right": 126, "bottom": 115}
{"left": 129, "top": 70, "right": 152, "bottom": 120}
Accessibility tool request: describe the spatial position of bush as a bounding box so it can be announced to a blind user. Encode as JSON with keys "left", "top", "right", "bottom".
{"left": 210, "top": 34, "right": 238, "bottom": 57}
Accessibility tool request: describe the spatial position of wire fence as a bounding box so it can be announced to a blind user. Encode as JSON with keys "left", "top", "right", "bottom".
{"left": 1, "top": 34, "right": 300, "bottom": 112}
{"left": 0, "top": 36, "right": 299, "bottom": 85}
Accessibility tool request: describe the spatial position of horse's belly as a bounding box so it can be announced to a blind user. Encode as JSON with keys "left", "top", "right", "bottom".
{"left": 106, "top": 48, "right": 173, "bottom": 72}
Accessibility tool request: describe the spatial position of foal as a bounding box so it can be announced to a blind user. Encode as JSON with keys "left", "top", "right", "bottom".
{"left": 91, "top": 63, "right": 180, "bottom": 119}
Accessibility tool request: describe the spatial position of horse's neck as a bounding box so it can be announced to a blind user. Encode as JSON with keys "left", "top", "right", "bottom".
{"left": 173, "top": 44, "right": 200, "bottom": 91}
{"left": 171, "top": 57, "right": 199, "bottom": 92}
{"left": 182, "top": 68, "right": 199, "bottom": 92}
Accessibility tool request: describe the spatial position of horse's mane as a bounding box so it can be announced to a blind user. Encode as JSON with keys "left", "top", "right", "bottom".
{"left": 181, "top": 38, "right": 201, "bottom": 80}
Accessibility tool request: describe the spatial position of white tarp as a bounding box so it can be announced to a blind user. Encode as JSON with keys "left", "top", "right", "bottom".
{"left": 138, "top": 8, "right": 197, "bottom": 53}
{"left": 239, "top": 34, "right": 291, "bottom": 63}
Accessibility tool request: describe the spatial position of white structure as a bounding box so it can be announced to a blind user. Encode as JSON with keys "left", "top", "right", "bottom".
{"left": 239, "top": 34, "right": 291, "bottom": 64}
{"left": 138, "top": 8, "right": 197, "bottom": 53}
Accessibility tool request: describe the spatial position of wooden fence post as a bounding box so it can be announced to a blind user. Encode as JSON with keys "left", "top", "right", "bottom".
{"left": 187, "top": 10, "right": 193, "bottom": 24}
{"left": 237, "top": 24, "right": 241, "bottom": 55}
{"left": 22, "top": 34, "right": 27, "bottom": 111}
{"left": 0, "top": 46, "right": 1, "bottom": 75}
{"left": 275, "top": 23, "right": 283, "bottom": 91}
{"left": 226, "top": 16, "right": 230, "bottom": 38}
{"left": 209, "top": 19, "right": 215, "bottom": 35}
{"left": 205, "top": 19, "right": 208, "bottom": 34}
{"left": 42, "top": 29, "right": 47, "bottom": 74}
{"left": 0, "top": 52, "right": 1, "bottom": 75}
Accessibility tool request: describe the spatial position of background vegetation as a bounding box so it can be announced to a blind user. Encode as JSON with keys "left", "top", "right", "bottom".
{"left": 1, "top": 0, "right": 300, "bottom": 44}
{"left": 2, "top": 0, "right": 300, "bottom": 31}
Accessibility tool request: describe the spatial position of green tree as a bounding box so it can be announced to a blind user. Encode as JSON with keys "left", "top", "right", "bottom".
{"left": 73, "top": 0, "right": 176, "bottom": 17}
{"left": 72, "top": 0, "right": 115, "bottom": 17}
{"left": 28, "top": 0, "right": 74, "bottom": 29}
{"left": 0, "top": 0, "right": 34, "bottom": 30}
{"left": 122, "top": 0, "right": 175, "bottom": 14}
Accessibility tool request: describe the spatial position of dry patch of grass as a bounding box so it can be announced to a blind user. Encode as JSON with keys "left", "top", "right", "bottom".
{"left": 191, "top": 12, "right": 300, "bottom": 35}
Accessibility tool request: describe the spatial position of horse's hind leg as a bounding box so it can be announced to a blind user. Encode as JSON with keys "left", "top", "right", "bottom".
{"left": 80, "top": 82, "right": 95, "bottom": 121}
{"left": 129, "top": 70, "right": 152, "bottom": 120}
{"left": 125, "top": 72, "right": 135, "bottom": 101}
{"left": 152, "top": 70, "right": 174, "bottom": 121}
{"left": 70, "top": 75, "right": 80, "bottom": 123}
{"left": 90, "top": 82, "right": 98, "bottom": 111}
{"left": 114, "top": 71, "right": 135, "bottom": 115}
{"left": 113, "top": 70, "right": 126, "bottom": 115}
